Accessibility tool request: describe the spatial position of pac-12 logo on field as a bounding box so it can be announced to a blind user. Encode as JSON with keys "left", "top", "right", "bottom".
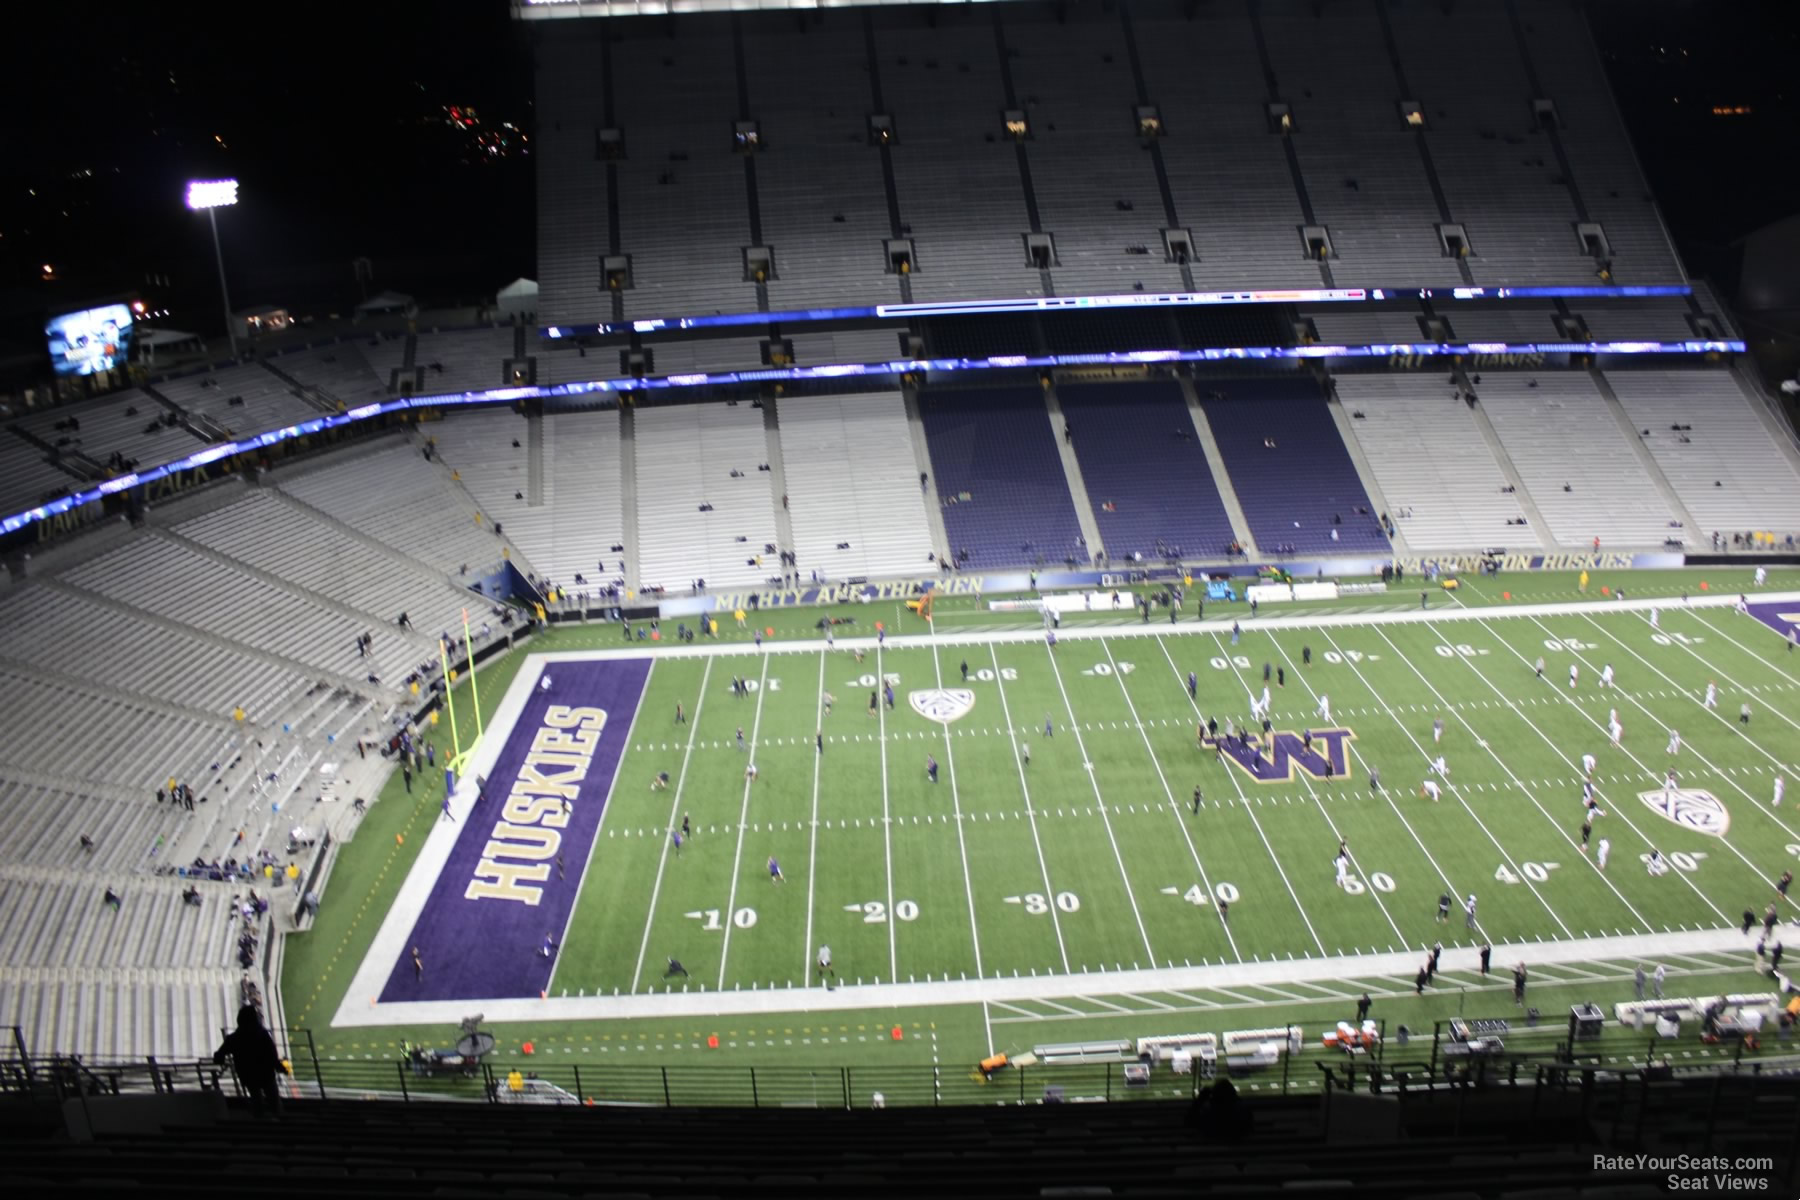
{"left": 1639, "top": 789, "right": 1729, "bottom": 837}
{"left": 910, "top": 688, "right": 975, "bottom": 724}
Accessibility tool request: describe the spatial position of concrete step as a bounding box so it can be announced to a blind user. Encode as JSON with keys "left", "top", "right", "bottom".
{"left": 1589, "top": 366, "right": 1699, "bottom": 546}
{"left": 619, "top": 404, "right": 641, "bottom": 588}
{"left": 1043, "top": 384, "right": 1103, "bottom": 562}
{"left": 902, "top": 384, "right": 953, "bottom": 564}
{"left": 763, "top": 398, "right": 798, "bottom": 559}
{"left": 1178, "top": 375, "right": 1259, "bottom": 558}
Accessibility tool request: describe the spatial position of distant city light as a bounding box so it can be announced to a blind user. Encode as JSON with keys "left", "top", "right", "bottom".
{"left": 186, "top": 179, "right": 239, "bottom": 210}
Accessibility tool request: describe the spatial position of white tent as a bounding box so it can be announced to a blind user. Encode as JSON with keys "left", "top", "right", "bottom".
{"left": 353, "top": 291, "right": 417, "bottom": 322}
{"left": 495, "top": 277, "right": 539, "bottom": 320}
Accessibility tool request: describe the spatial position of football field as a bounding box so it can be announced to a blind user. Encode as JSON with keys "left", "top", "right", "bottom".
{"left": 330, "top": 581, "right": 1800, "bottom": 1074}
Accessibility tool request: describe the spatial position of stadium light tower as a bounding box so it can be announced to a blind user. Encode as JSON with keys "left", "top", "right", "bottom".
{"left": 186, "top": 179, "right": 241, "bottom": 360}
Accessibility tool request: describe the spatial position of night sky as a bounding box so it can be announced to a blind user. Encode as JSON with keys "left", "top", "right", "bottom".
{"left": 0, "top": 0, "right": 1792, "bottom": 367}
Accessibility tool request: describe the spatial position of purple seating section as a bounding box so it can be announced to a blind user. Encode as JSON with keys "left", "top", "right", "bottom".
{"left": 918, "top": 377, "right": 1387, "bottom": 568}
{"left": 1200, "top": 377, "right": 1389, "bottom": 556}
{"left": 920, "top": 387, "right": 1087, "bottom": 570}
{"left": 1058, "top": 381, "right": 1237, "bottom": 562}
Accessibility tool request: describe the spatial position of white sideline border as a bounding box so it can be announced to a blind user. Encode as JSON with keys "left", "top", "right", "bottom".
{"left": 331, "top": 590, "right": 1797, "bottom": 1031}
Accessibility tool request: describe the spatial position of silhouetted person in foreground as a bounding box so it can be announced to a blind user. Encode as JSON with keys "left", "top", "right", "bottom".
{"left": 1188, "top": 1076, "right": 1250, "bottom": 1137}
{"left": 214, "top": 1004, "right": 287, "bottom": 1116}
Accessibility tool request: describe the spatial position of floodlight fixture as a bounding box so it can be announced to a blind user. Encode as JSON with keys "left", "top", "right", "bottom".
{"left": 187, "top": 179, "right": 241, "bottom": 358}
{"left": 186, "top": 179, "right": 240, "bottom": 210}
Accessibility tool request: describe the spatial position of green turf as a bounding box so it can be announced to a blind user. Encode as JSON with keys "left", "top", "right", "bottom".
{"left": 283, "top": 565, "right": 1800, "bottom": 1097}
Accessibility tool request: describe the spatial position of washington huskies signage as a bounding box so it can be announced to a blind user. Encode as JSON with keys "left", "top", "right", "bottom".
{"left": 1639, "top": 788, "right": 1730, "bottom": 837}
{"left": 1206, "top": 728, "right": 1355, "bottom": 783}
{"left": 910, "top": 688, "right": 975, "bottom": 724}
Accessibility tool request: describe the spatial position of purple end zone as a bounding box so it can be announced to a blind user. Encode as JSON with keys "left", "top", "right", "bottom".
{"left": 1746, "top": 601, "right": 1800, "bottom": 643}
{"left": 381, "top": 657, "right": 650, "bottom": 1002}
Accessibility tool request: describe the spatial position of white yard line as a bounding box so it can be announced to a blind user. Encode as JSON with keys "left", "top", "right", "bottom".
{"left": 1388, "top": 622, "right": 1662, "bottom": 932}
{"left": 1173, "top": 630, "right": 1365, "bottom": 953}
{"left": 1094, "top": 636, "right": 1254, "bottom": 959}
{"left": 1587, "top": 610, "right": 1800, "bottom": 828}
{"left": 926, "top": 642, "right": 993, "bottom": 1053}
{"left": 984, "top": 642, "right": 1071, "bottom": 973}
{"left": 1690, "top": 606, "right": 1800, "bottom": 688}
{"left": 626, "top": 658, "right": 710, "bottom": 992}
{"left": 1516, "top": 611, "right": 1797, "bottom": 908}
{"left": 874, "top": 644, "right": 898, "bottom": 983}
{"left": 1041, "top": 639, "right": 1159, "bottom": 965}
{"left": 715, "top": 653, "right": 771, "bottom": 989}
{"left": 1253, "top": 634, "right": 1414, "bottom": 949}
{"left": 800, "top": 645, "right": 828, "bottom": 980}
{"left": 1321, "top": 625, "right": 1571, "bottom": 938}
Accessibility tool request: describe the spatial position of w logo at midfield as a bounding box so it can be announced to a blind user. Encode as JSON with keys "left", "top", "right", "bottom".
{"left": 1207, "top": 728, "right": 1355, "bottom": 783}
{"left": 910, "top": 689, "right": 975, "bottom": 724}
{"left": 1639, "top": 788, "right": 1730, "bottom": 838}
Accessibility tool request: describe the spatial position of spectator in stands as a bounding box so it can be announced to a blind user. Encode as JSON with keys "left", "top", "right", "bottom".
{"left": 214, "top": 1004, "right": 287, "bottom": 1115}
{"left": 102, "top": 887, "right": 122, "bottom": 911}
{"left": 79, "top": 834, "right": 95, "bottom": 853}
{"left": 182, "top": 884, "right": 203, "bottom": 907}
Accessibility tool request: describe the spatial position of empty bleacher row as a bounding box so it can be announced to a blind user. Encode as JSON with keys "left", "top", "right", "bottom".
{"left": 10, "top": 388, "right": 201, "bottom": 468}
{"left": 0, "top": 872, "right": 241, "bottom": 972}
{"left": 778, "top": 392, "right": 935, "bottom": 581}
{"left": 428, "top": 406, "right": 626, "bottom": 591}
{"left": 923, "top": 386, "right": 1086, "bottom": 571}
{"left": 264, "top": 341, "right": 391, "bottom": 409}
{"left": 150, "top": 363, "right": 323, "bottom": 439}
{"left": 0, "top": 431, "right": 83, "bottom": 515}
{"left": 0, "top": 965, "right": 239, "bottom": 1063}
{"left": 1202, "top": 377, "right": 1387, "bottom": 557}
{"left": 535, "top": 0, "right": 1682, "bottom": 330}
{"left": 1607, "top": 370, "right": 1800, "bottom": 541}
{"left": 276, "top": 442, "right": 515, "bottom": 581}
{"left": 1060, "top": 380, "right": 1236, "bottom": 562}
{"left": 634, "top": 401, "right": 781, "bottom": 592}
{"left": 1333, "top": 375, "right": 1539, "bottom": 552}
{"left": 1475, "top": 372, "right": 1685, "bottom": 547}
{"left": 6, "top": 1080, "right": 1779, "bottom": 1198}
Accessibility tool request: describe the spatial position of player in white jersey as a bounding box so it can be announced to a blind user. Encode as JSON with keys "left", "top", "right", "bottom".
{"left": 1599, "top": 663, "right": 1614, "bottom": 688}
{"left": 1422, "top": 778, "right": 1442, "bottom": 802}
{"left": 1666, "top": 728, "right": 1681, "bottom": 756}
{"left": 1316, "top": 694, "right": 1332, "bottom": 723}
{"left": 1261, "top": 685, "right": 1271, "bottom": 715}
{"left": 1334, "top": 848, "right": 1351, "bottom": 887}
{"left": 1776, "top": 777, "right": 1786, "bottom": 807}
{"left": 1755, "top": 565, "right": 1767, "bottom": 587}
{"left": 1432, "top": 755, "right": 1450, "bottom": 779}
{"left": 1665, "top": 767, "right": 1678, "bottom": 795}
{"left": 1650, "top": 607, "right": 1660, "bottom": 629}
{"left": 1568, "top": 663, "right": 1579, "bottom": 690}
{"left": 1646, "top": 849, "right": 1669, "bottom": 877}
{"left": 1596, "top": 838, "right": 1611, "bottom": 869}
{"left": 1609, "top": 718, "right": 1623, "bottom": 747}
{"left": 1704, "top": 681, "right": 1718, "bottom": 710}
{"left": 1432, "top": 717, "right": 1443, "bottom": 744}
{"left": 1582, "top": 753, "right": 1597, "bottom": 778}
